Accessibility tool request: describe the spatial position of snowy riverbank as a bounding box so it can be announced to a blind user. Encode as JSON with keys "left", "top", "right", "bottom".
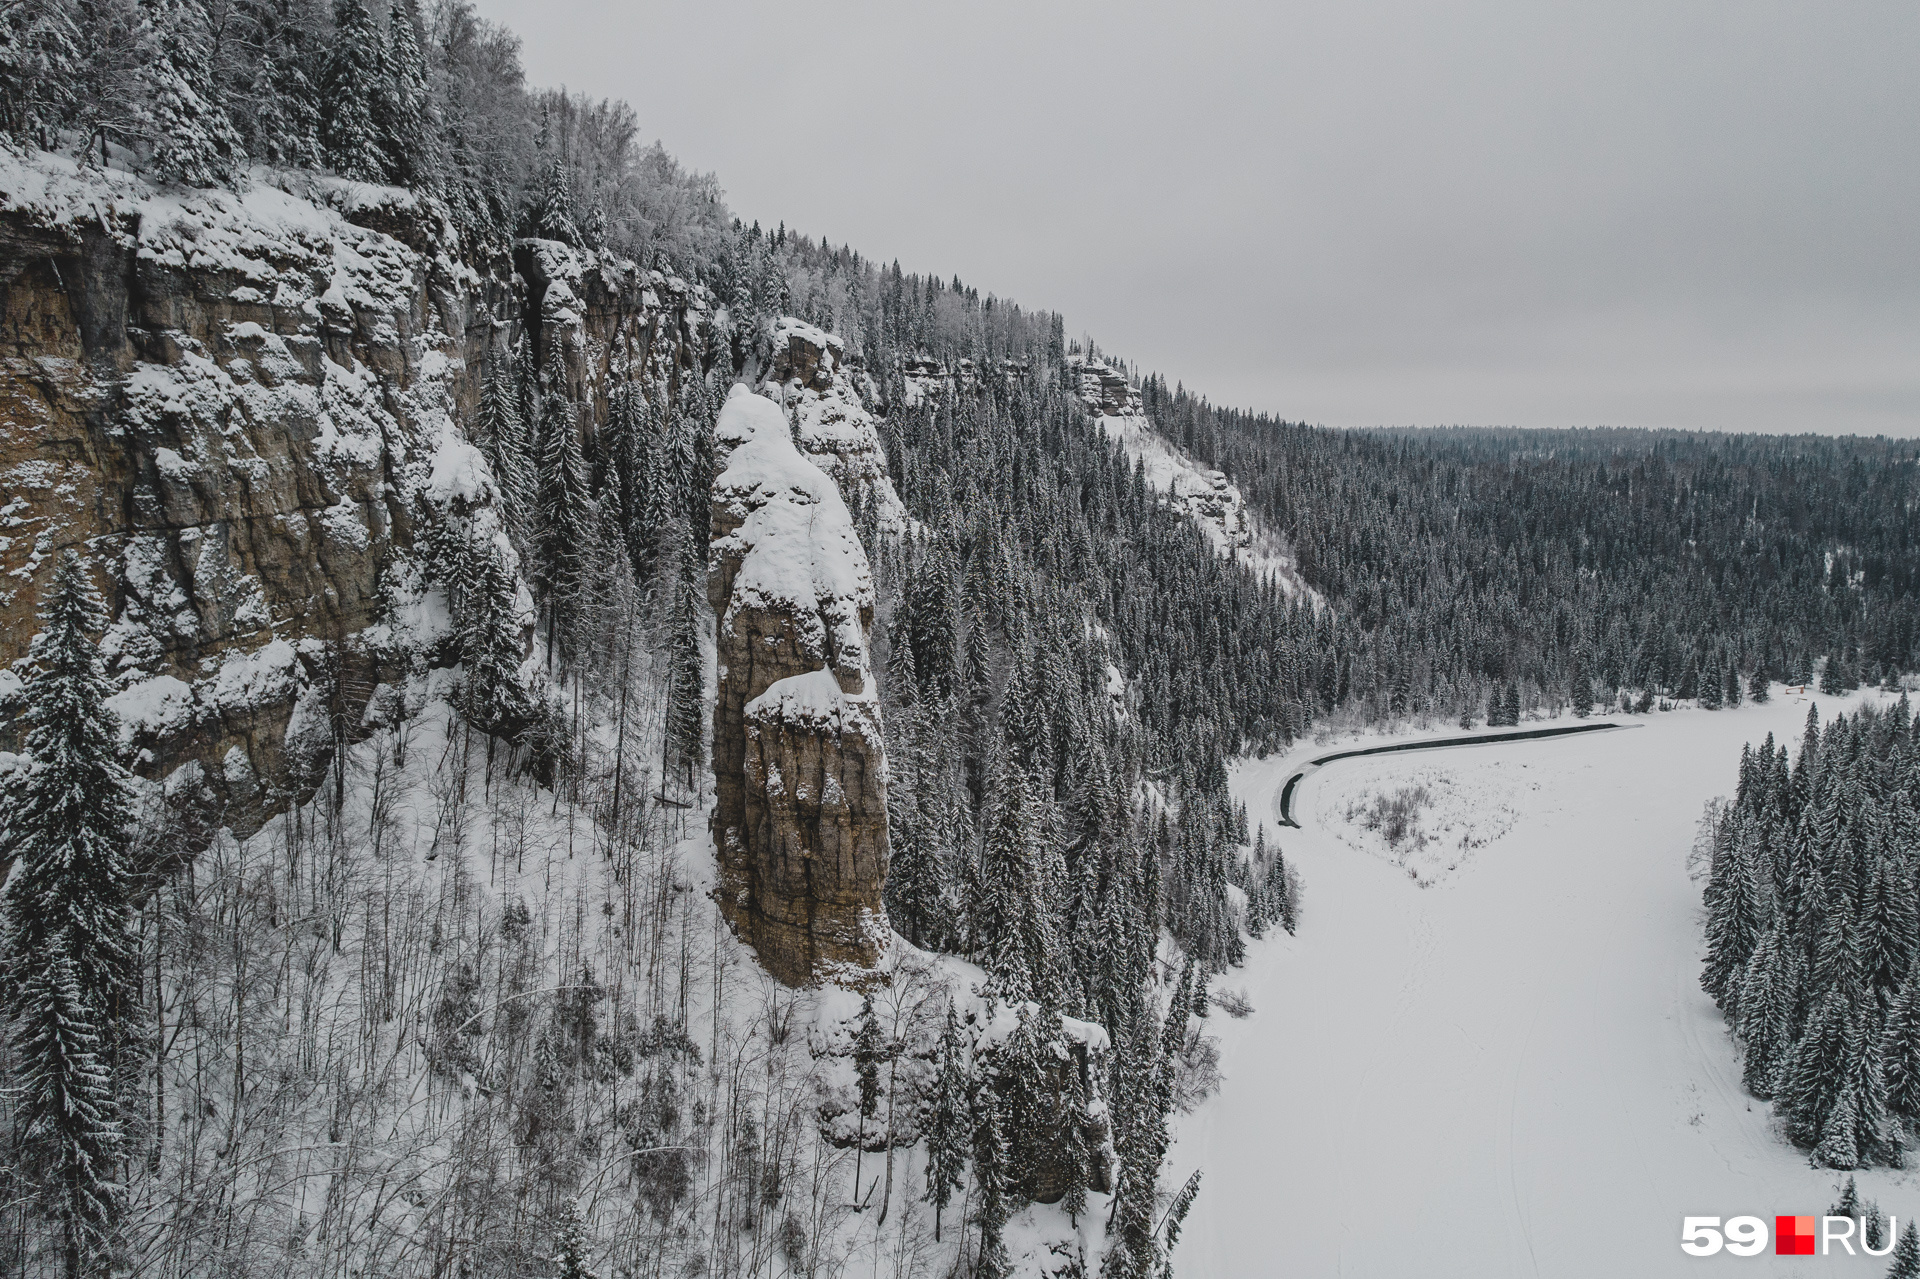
{"left": 1175, "top": 688, "right": 1910, "bottom": 1277}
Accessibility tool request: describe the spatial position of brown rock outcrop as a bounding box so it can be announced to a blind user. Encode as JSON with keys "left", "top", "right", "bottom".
{"left": 708, "top": 384, "right": 889, "bottom": 984}
{"left": 0, "top": 153, "right": 703, "bottom": 833}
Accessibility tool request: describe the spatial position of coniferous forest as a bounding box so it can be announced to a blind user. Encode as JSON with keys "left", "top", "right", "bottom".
{"left": 1703, "top": 699, "right": 1920, "bottom": 1171}
{"left": 0, "top": 1, "right": 1917, "bottom": 1277}
{"left": 1134, "top": 385, "right": 1920, "bottom": 724}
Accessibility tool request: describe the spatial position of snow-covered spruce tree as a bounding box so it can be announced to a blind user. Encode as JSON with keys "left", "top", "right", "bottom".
{"left": 2, "top": 551, "right": 139, "bottom": 1277}
{"left": 551, "top": 1195, "right": 593, "bottom": 1279}
{"left": 1780, "top": 990, "right": 1851, "bottom": 1147}
{"left": 725, "top": 279, "right": 753, "bottom": 370}
{"left": 140, "top": 0, "right": 246, "bottom": 188}
{"left": 923, "top": 1011, "right": 970, "bottom": 1243}
{"left": 375, "top": 0, "right": 432, "bottom": 187}
{"left": 1001, "top": 645, "right": 1049, "bottom": 778}
{"left": 0, "top": 0, "right": 82, "bottom": 147}
{"left": 1700, "top": 816, "right": 1764, "bottom": 1013}
{"left": 1102, "top": 974, "right": 1183, "bottom": 1279}
{"left": 975, "top": 750, "right": 1064, "bottom": 1006}
{"left": 580, "top": 199, "right": 609, "bottom": 250}
{"left": 1885, "top": 972, "right": 1920, "bottom": 1118}
{"left": 992, "top": 1004, "right": 1091, "bottom": 1211}
{"left": 850, "top": 994, "right": 883, "bottom": 1209}
{"left": 1864, "top": 847, "right": 1917, "bottom": 1002}
{"left": 1832, "top": 1174, "right": 1863, "bottom": 1224}
{"left": 477, "top": 348, "right": 535, "bottom": 545}
{"left": 455, "top": 541, "right": 530, "bottom": 734}
{"left": 318, "top": 0, "right": 388, "bottom": 181}
{"left": 682, "top": 375, "right": 717, "bottom": 554}
{"left": 1242, "top": 827, "right": 1274, "bottom": 938}
{"left": 245, "top": 45, "right": 322, "bottom": 169}
{"left": 535, "top": 382, "right": 594, "bottom": 665}
{"left": 1703, "top": 657, "right": 1729, "bottom": 709}
{"left": 1847, "top": 1017, "right": 1893, "bottom": 1164}
{"left": 1248, "top": 835, "right": 1299, "bottom": 938}
{"left": 637, "top": 398, "right": 678, "bottom": 581}
{"left": 602, "top": 377, "right": 655, "bottom": 579}
{"left": 513, "top": 332, "right": 544, "bottom": 451}
{"left": 969, "top": 1082, "right": 1011, "bottom": 1279}
{"left": 883, "top": 640, "right": 955, "bottom": 949}
{"left": 1568, "top": 651, "right": 1592, "bottom": 718}
{"left": 659, "top": 383, "right": 702, "bottom": 533}
{"left": 1890, "top": 1221, "right": 1920, "bottom": 1279}
{"left": 1815, "top": 1082, "right": 1867, "bottom": 1171}
{"left": 1736, "top": 928, "right": 1796, "bottom": 1098}
{"left": 530, "top": 155, "right": 580, "bottom": 245}
{"left": 662, "top": 530, "right": 704, "bottom": 788}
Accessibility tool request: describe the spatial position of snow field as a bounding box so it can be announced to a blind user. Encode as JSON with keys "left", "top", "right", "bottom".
{"left": 1176, "top": 690, "right": 1911, "bottom": 1277}
{"left": 1315, "top": 755, "right": 1542, "bottom": 884}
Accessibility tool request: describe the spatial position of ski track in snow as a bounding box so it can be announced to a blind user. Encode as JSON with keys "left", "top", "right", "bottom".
{"left": 1176, "top": 691, "right": 1914, "bottom": 1277}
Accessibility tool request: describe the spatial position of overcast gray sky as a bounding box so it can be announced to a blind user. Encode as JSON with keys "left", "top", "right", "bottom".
{"left": 478, "top": 0, "right": 1919, "bottom": 436}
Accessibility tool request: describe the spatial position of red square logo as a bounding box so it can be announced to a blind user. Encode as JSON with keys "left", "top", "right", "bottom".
{"left": 1776, "top": 1215, "right": 1816, "bottom": 1256}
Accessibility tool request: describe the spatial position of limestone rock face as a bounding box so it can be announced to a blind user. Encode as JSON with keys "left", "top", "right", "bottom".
{"left": 709, "top": 385, "right": 889, "bottom": 984}
{"left": 0, "top": 152, "right": 702, "bottom": 834}
{"left": 768, "top": 315, "right": 840, "bottom": 393}
{"left": 1067, "top": 353, "right": 1144, "bottom": 418}
{"left": 898, "top": 351, "right": 1031, "bottom": 410}
{"left": 765, "top": 317, "right": 909, "bottom": 535}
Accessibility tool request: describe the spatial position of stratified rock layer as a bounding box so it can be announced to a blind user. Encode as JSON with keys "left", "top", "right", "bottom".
{"left": 709, "top": 385, "right": 889, "bottom": 984}
{"left": 0, "top": 152, "right": 704, "bottom": 833}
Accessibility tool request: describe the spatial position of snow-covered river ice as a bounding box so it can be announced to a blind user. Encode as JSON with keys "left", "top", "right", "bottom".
{"left": 1174, "top": 689, "right": 1911, "bottom": 1277}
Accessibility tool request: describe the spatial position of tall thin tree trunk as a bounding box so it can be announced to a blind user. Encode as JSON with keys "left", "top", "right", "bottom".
{"left": 152, "top": 890, "right": 165, "bottom": 1175}
{"left": 877, "top": 1046, "right": 900, "bottom": 1224}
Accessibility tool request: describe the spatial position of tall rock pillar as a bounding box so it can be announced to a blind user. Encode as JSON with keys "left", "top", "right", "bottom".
{"left": 708, "top": 385, "right": 889, "bottom": 984}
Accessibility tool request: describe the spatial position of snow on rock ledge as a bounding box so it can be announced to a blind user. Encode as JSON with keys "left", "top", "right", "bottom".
{"left": 709, "top": 385, "right": 890, "bottom": 986}
{"left": 765, "top": 317, "right": 910, "bottom": 535}
{"left": 0, "top": 149, "right": 479, "bottom": 830}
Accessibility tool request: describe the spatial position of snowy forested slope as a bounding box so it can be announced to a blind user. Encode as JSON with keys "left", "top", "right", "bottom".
{"left": 1064, "top": 356, "right": 1317, "bottom": 602}
{"left": 1177, "top": 690, "right": 1911, "bottom": 1277}
{"left": 6, "top": 1, "right": 1920, "bottom": 1275}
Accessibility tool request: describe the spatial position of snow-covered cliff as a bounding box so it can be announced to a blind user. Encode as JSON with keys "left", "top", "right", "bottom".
{"left": 1067, "top": 355, "right": 1320, "bottom": 603}
{"left": 0, "top": 150, "right": 702, "bottom": 830}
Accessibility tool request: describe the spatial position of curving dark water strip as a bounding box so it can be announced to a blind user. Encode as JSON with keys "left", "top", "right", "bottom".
{"left": 1275, "top": 721, "right": 1630, "bottom": 828}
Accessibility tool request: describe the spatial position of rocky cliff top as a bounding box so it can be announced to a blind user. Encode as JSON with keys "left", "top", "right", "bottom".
{"left": 763, "top": 321, "right": 911, "bottom": 535}
{"left": 0, "top": 150, "right": 697, "bottom": 831}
